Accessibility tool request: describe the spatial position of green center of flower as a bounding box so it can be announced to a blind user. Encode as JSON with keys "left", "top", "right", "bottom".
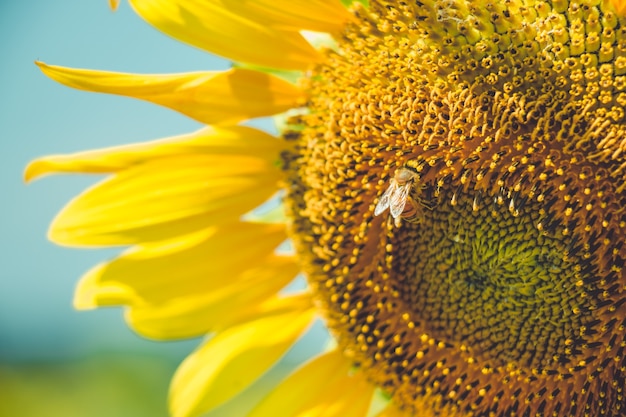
{"left": 395, "top": 185, "right": 590, "bottom": 370}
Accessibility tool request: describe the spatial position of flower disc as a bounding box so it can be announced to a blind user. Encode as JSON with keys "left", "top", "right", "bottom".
{"left": 398, "top": 187, "right": 591, "bottom": 371}
{"left": 284, "top": 1, "right": 626, "bottom": 415}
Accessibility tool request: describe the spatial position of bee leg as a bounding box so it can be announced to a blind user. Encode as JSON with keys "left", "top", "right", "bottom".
{"left": 393, "top": 216, "right": 402, "bottom": 228}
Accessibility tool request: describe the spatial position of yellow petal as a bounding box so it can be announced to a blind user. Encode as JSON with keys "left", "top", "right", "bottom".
{"left": 25, "top": 125, "right": 284, "bottom": 181}
{"left": 221, "top": 0, "right": 353, "bottom": 33}
{"left": 50, "top": 154, "right": 281, "bottom": 246}
{"left": 125, "top": 256, "right": 299, "bottom": 339}
{"left": 37, "top": 62, "right": 305, "bottom": 125}
{"left": 109, "top": 0, "right": 119, "bottom": 11}
{"left": 249, "top": 349, "right": 375, "bottom": 417}
{"left": 73, "top": 221, "right": 288, "bottom": 307}
{"left": 169, "top": 294, "right": 315, "bottom": 417}
{"left": 129, "top": 0, "right": 321, "bottom": 70}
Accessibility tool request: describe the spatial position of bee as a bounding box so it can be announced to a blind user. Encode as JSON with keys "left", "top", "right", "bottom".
{"left": 374, "top": 167, "right": 421, "bottom": 226}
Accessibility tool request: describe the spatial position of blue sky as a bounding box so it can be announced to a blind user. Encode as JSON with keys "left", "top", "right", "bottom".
{"left": 0, "top": 1, "right": 232, "bottom": 361}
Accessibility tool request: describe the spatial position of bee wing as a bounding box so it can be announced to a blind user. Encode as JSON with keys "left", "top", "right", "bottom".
{"left": 374, "top": 181, "right": 396, "bottom": 216}
{"left": 389, "top": 181, "right": 411, "bottom": 218}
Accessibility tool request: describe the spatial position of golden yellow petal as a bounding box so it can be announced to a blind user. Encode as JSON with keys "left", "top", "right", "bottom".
{"left": 129, "top": 0, "right": 321, "bottom": 70}
{"left": 36, "top": 62, "right": 305, "bottom": 125}
{"left": 72, "top": 221, "right": 287, "bottom": 306}
{"left": 125, "top": 256, "right": 299, "bottom": 339}
{"left": 109, "top": 0, "right": 119, "bottom": 11}
{"left": 25, "top": 125, "right": 284, "bottom": 181}
{"left": 49, "top": 154, "right": 281, "bottom": 246}
{"left": 169, "top": 294, "right": 315, "bottom": 417}
{"left": 222, "top": 0, "right": 352, "bottom": 33}
{"left": 248, "top": 349, "right": 375, "bottom": 417}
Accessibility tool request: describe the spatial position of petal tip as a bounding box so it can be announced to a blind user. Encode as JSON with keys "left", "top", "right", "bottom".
{"left": 73, "top": 269, "right": 103, "bottom": 310}
{"left": 35, "top": 61, "right": 50, "bottom": 73}
{"left": 24, "top": 159, "right": 48, "bottom": 183}
{"left": 47, "top": 227, "right": 69, "bottom": 246}
{"left": 73, "top": 294, "right": 98, "bottom": 310}
{"left": 47, "top": 214, "right": 83, "bottom": 247}
{"left": 74, "top": 264, "right": 135, "bottom": 309}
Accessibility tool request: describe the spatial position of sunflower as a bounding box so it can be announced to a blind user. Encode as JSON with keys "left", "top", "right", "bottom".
{"left": 27, "top": 0, "right": 626, "bottom": 416}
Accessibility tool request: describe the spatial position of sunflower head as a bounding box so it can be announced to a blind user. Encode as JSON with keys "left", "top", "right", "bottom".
{"left": 28, "top": 0, "right": 626, "bottom": 416}
{"left": 283, "top": 0, "right": 626, "bottom": 415}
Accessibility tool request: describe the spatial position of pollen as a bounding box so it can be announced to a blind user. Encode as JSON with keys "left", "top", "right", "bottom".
{"left": 284, "top": 0, "right": 626, "bottom": 416}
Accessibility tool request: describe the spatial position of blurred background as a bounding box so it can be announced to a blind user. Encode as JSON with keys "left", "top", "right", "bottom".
{"left": 0, "top": 2, "right": 326, "bottom": 416}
